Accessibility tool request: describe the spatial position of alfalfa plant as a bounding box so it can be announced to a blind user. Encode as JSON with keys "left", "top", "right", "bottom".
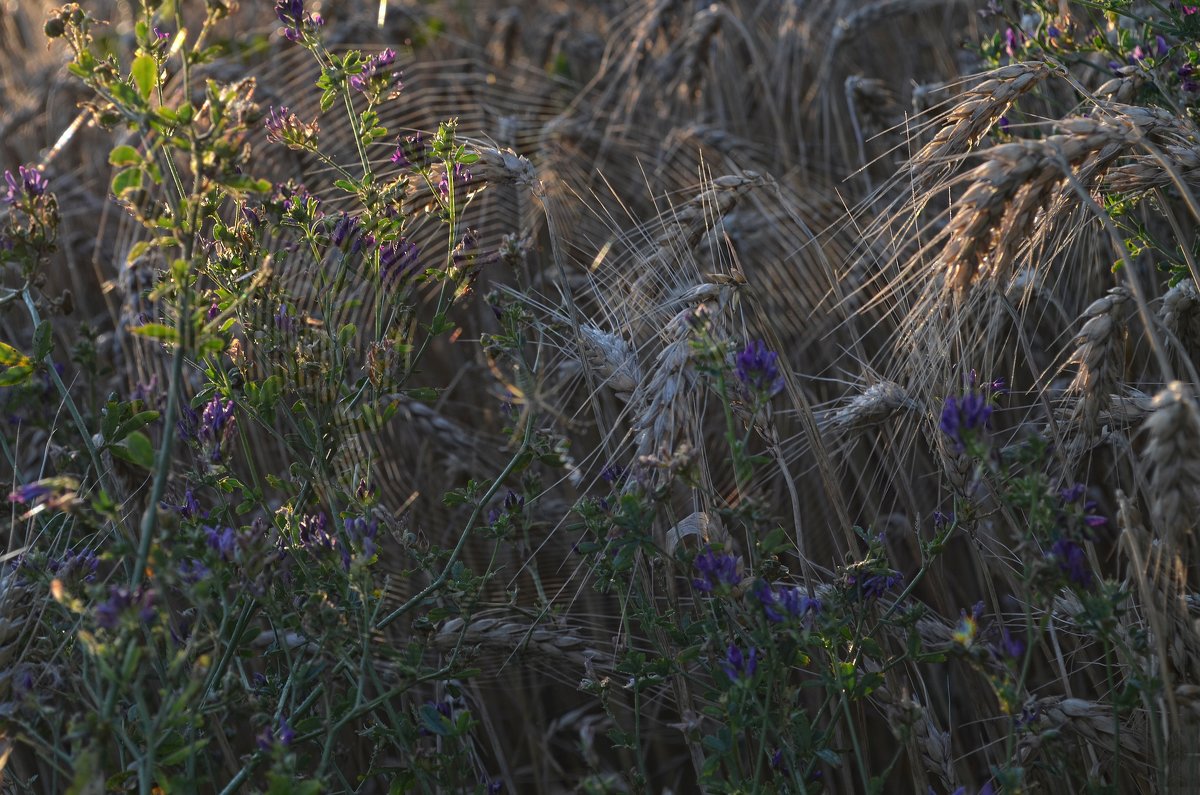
{"left": 1, "top": 1, "right": 542, "bottom": 791}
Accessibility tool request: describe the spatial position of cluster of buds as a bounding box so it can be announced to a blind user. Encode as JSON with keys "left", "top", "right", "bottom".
{"left": 1, "top": 165, "right": 59, "bottom": 273}
{"left": 274, "top": 0, "right": 324, "bottom": 42}
{"left": 351, "top": 48, "right": 402, "bottom": 102}
{"left": 264, "top": 106, "right": 319, "bottom": 152}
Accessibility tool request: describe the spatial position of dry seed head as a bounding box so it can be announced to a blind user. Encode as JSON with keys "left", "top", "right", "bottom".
{"left": 1162, "top": 279, "right": 1200, "bottom": 372}
{"left": 873, "top": 686, "right": 957, "bottom": 790}
{"left": 824, "top": 381, "right": 916, "bottom": 432}
{"left": 578, "top": 325, "right": 641, "bottom": 398}
{"left": 1018, "top": 696, "right": 1148, "bottom": 761}
{"left": 939, "top": 118, "right": 1140, "bottom": 289}
{"left": 664, "top": 510, "right": 730, "bottom": 555}
{"left": 1064, "top": 286, "right": 1129, "bottom": 441}
{"left": 434, "top": 616, "right": 612, "bottom": 672}
{"left": 1095, "top": 65, "right": 1145, "bottom": 104}
{"left": 913, "top": 62, "right": 1055, "bottom": 186}
{"left": 1143, "top": 381, "right": 1200, "bottom": 552}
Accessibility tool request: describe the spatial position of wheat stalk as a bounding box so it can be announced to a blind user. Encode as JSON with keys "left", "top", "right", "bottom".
{"left": 912, "top": 62, "right": 1057, "bottom": 187}
{"left": 1161, "top": 280, "right": 1200, "bottom": 375}
{"left": 938, "top": 116, "right": 1143, "bottom": 290}
{"left": 1143, "top": 382, "right": 1200, "bottom": 554}
{"left": 1061, "top": 286, "right": 1130, "bottom": 444}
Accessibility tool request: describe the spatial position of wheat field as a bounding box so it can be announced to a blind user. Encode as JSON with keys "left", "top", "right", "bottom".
{"left": 3, "top": 1, "right": 1200, "bottom": 793}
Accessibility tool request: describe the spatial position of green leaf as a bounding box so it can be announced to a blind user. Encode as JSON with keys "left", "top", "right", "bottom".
{"left": 406, "top": 387, "right": 438, "bottom": 402}
{"left": 115, "top": 431, "right": 156, "bottom": 470}
{"left": 65, "top": 747, "right": 104, "bottom": 795}
{"left": 129, "top": 322, "right": 178, "bottom": 344}
{"left": 418, "top": 703, "right": 453, "bottom": 736}
{"left": 218, "top": 174, "right": 272, "bottom": 193}
{"left": 159, "top": 737, "right": 210, "bottom": 767}
{"left": 0, "top": 341, "right": 34, "bottom": 386}
{"left": 32, "top": 320, "right": 53, "bottom": 360}
{"left": 131, "top": 54, "right": 158, "bottom": 100}
{"left": 112, "top": 410, "right": 160, "bottom": 443}
{"left": 337, "top": 323, "right": 357, "bottom": 347}
{"left": 111, "top": 167, "right": 143, "bottom": 198}
{"left": 320, "top": 88, "right": 337, "bottom": 113}
{"left": 108, "top": 145, "right": 142, "bottom": 167}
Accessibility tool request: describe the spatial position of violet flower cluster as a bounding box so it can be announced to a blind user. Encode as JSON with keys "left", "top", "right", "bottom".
{"left": 721, "top": 644, "right": 759, "bottom": 682}
{"left": 350, "top": 48, "right": 400, "bottom": 95}
{"left": 274, "top": 0, "right": 323, "bottom": 41}
{"left": 756, "top": 583, "right": 822, "bottom": 622}
{"left": 692, "top": 547, "right": 740, "bottom": 593}
{"left": 735, "top": 340, "right": 784, "bottom": 398}
{"left": 94, "top": 585, "right": 157, "bottom": 630}
{"left": 3, "top": 165, "right": 48, "bottom": 205}
{"left": 939, "top": 390, "right": 992, "bottom": 452}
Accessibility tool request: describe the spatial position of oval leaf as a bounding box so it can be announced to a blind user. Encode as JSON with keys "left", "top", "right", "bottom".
{"left": 131, "top": 54, "right": 157, "bottom": 100}
{"left": 111, "top": 167, "right": 143, "bottom": 198}
{"left": 108, "top": 145, "right": 141, "bottom": 167}
{"left": 129, "top": 322, "right": 178, "bottom": 344}
{"left": 112, "top": 431, "right": 155, "bottom": 470}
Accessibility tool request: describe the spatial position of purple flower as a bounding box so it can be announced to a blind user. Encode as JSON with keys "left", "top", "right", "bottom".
{"left": 274, "top": 0, "right": 321, "bottom": 40}
{"left": 756, "top": 583, "right": 821, "bottom": 622}
{"left": 273, "top": 303, "right": 293, "bottom": 331}
{"left": 264, "top": 106, "right": 318, "bottom": 150}
{"left": 205, "top": 525, "right": 238, "bottom": 561}
{"left": 845, "top": 568, "right": 903, "bottom": 601}
{"left": 1084, "top": 506, "right": 1108, "bottom": 529}
{"left": 939, "top": 391, "right": 992, "bottom": 451}
{"left": 721, "top": 644, "right": 759, "bottom": 681}
{"left": 350, "top": 48, "right": 399, "bottom": 93}
{"left": 600, "top": 463, "right": 628, "bottom": 485}
{"left": 199, "top": 395, "right": 236, "bottom": 462}
{"left": 380, "top": 239, "right": 420, "bottom": 284}
{"left": 178, "top": 558, "right": 210, "bottom": 584}
{"left": 3, "top": 165, "right": 48, "bottom": 204}
{"left": 274, "top": 0, "right": 303, "bottom": 27}
{"left": 437, "top": 163, "right": 472, "bottom": 200}
{"left": 1157, "top": 35, "right": 1169, "bottom": 57}
{"left": 178, "top": 488, "right": 201, "bottom": 519}
{"left": 735, "top": 340, "right": 784, "bottom": 397}
{"left": 206, "top": 301, "right": 220, "bottom": 322}
{"left": 330, "top": 212, "right": 360, "bottom": 247}
{"left": 47, "top": 547, "right": 99, "bottom": 583}
{"left": 277, "top": 716, "right": 295, "bottom": 746}
{"left": 177, "top": 403, "right": 199, "bottom": 442}
{"left": 8, "top": 482, "right": 52, "bottom": 504}
{"left": 241, "top": 205, "right": 264, "bottom": 230}
{"left": 343, "top": 517, "right": 379, "bottom": 566}
{"left": 1059, "top": 483, "right": 1085, "bottom": 504}
{"left": 95, "top": 585, "right": 156, "bottom": 629}
{"left": 1004, "top": 27, "right": 1022, "bottom": 58}
{"left": 997, "top": 628, "right": 1025, "bottom": 660}
{"left": 693, "top": 547, "right": 740, "bottom": 592}
{"left": 391, "top": 132, "right": 428, "bottom": 169}
{"left": 1051, "top": 537, "right": 1092, "bottom": 589}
